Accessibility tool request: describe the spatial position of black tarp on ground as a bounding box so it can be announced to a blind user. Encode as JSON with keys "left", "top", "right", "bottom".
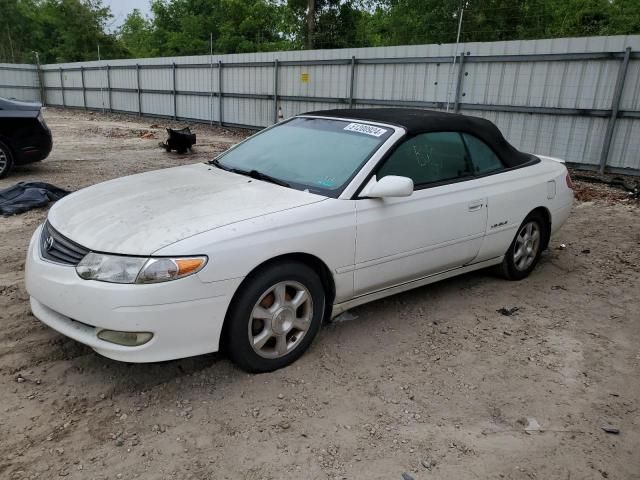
{"left": 0, "top": 182, "right": 69, "bottom": 216}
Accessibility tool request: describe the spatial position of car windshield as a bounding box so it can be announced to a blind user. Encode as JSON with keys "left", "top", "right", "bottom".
{"left": 213, "top": 117, "right": 394, "bottom": 196}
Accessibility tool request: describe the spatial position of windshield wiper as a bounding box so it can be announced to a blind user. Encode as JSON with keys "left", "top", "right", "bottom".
{"left": 209, "top": 160, "right": 290, "bottom": 188}
{"left": 209, "top": 158, "right": 228, "bottom": 170}
{"left": 246, "top": 169, "right": 291, "bottom": 187}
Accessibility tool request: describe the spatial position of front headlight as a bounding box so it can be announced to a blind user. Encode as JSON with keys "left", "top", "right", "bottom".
{"left": 76, "top": 252, "right": 207, "bottom": 284}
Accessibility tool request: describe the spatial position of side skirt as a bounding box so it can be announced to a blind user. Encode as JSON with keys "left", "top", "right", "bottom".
{"left": 331, "top": 256, "right": 503, "bottom": 317}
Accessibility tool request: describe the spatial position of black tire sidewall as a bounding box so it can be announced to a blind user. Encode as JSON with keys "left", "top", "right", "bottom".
{"left": 503, "top": 213, "right": 547, "bottom": 280}
{"left": 0, "top": 140, "right": 13, "bottom": 179}
{"left": 225, "top": 261, "right": 325, "bottom": 373}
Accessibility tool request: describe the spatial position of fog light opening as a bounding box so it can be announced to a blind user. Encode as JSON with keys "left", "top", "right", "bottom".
{"left": 97, "top": 330, "right": 153, "bottom": 347}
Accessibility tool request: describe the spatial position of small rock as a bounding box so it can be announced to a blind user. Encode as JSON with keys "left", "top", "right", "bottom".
{"left": 601, "top": 425, "right": 620, "bottom": 434}
{"left": 524, "top": 417, "right": 541, "bottom": 433}
{"left": 115, "top": 437, "right": 125, "bottom": 447}
{"left": 277, "top": 394, "right": 284, "bottom": 399}
{"left": 421, "top": 458, "right": 435, "bottom": 470}
{"left": 278, "top": 421, "right": 290, "bottom": 430}
{"left": 497, "top": 307, "right": 519, "bottom": 316}
{"left": 401, "top": 473, "right": 415, "bottom": 480}
{"left": 581, "top": 248, "right": 591, "bottom": 254}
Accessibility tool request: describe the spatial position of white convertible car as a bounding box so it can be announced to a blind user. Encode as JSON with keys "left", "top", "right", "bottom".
{"left": 25, "top": 108, "right": 573, "bottom": 372}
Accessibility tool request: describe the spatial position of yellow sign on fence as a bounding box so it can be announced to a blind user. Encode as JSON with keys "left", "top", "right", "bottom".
{"left": 300, "top": 72, "right": 310, "bottom": 83}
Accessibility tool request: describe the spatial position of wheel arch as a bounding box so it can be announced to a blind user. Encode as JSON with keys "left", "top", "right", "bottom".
{"left": 527, "top": 206, "right": 552, "bottom": 250}
{"left": 220, "top": 252, "right": 336, "bottom": 347}
{"left": 0, "top": 135, "right": 15, "bottom": 158}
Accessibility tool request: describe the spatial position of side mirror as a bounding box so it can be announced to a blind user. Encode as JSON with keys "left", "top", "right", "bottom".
{"left": 360, "top": 175, "right": 414, "bottom": 198}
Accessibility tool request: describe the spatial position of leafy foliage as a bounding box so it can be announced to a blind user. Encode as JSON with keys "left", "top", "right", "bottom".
{"left": 0, "top": 0, "right": 638, "bottom": 63}
{"left": 1, "top": 0, "right": 126, "bottom": 63}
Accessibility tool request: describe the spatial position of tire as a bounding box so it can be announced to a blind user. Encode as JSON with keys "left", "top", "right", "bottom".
{"left": 499, "top": 211, "right": 547, "bottom": 281}
{"left": 225, "top": 261, "right": 325, "bottom": 373}
{"left": 0, "top": 140, "right": 14, "bottom": 179}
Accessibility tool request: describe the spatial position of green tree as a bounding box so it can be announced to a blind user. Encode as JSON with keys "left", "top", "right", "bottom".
{"left": 0, "top": 0, "right": 125, "bottom": 63}
{"left": 120, "top": 9, "right": 156, "bottom": 58}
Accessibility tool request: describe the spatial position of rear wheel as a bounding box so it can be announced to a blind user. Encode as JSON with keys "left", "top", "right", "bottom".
{"left": 0, "top": 140, "right": 13, "bottom": 178}
{"left": 499, "top": 212, "right": 547, "bottom": 280}
{"left": 225, "top": 261, "right": 325, "bottom": 372}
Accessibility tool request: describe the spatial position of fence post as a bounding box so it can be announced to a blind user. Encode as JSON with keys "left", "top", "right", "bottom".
{"left": 136, "top": 64, "right": 142, "bottom": 116}
{"left": 34, "top": 55, "right": 45, "bottom": 106}
{"left": 209, "top": 60, "right": 214, "bottom": 126}
{"left": 599, "top": 47, "right": 632, "bottom": 174}
{"left": 273, "top": 59, "right": 279, "bottom": 124}
{"left": 106, "top": 65, "right": 112, "bottom": 112}
{"left": 218, "top": 60, "right": 223, "bottom": 126}
{"left": 38, "top": 68, "right": 46, "bottom": 106}
{"left": 59, "top": 68, "right": 65, "bottom": 107}
{"left": 172, "top": 62, "right": 177, "bottom": 120}
{"left": 80, "top": 66, "right": 87, "bottom": 110}
{"left": 453, "top": 53, "right": 466, "bottom": 112}
{"left": 349, "top": 56, "right": 356, "bottom": 108}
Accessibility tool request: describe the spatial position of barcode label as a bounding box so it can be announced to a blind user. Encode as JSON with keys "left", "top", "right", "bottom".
{"left": 343, "top": 123, "right": 388, "bottom": 137}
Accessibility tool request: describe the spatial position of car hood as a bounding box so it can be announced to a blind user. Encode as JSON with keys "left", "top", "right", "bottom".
{"left": 48, "top": 163, "right": 326, "bottom": 255}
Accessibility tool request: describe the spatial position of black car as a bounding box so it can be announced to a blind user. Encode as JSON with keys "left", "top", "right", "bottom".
{"left": 0, "top": 97, "right": 53, "bottom": 178}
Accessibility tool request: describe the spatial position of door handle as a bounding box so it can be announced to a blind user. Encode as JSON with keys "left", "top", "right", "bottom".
{"left": 468, "top": 201, "right": 484, "bottom": 212}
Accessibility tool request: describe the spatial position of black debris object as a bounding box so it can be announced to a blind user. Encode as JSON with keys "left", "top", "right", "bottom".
{"left": 573, "top": 174, "right": 640, "bottom": 200}
{"left": 602, "top": 425, "right": 620, "bottom": 434}
{"left": 161, "top": 127, "right": 196, "bottom": 154}
{"left": 497, "top": 307, "right": 520, "bottom": 316}
{"left": 0, "top": 182, "right": 69, "bottom": 216}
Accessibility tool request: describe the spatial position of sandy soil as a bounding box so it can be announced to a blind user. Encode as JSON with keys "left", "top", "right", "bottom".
{"left": 1, "top": 109, "right": 639, "bottom": 480}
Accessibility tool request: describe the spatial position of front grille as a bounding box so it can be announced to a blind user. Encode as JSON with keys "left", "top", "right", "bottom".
{"left": 40, "top": 221, "right": 89, "bottom": 266}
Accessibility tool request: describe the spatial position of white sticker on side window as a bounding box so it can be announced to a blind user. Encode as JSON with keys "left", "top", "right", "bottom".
{"left": 343, "top": 123, "right": 388, "bottom": 137}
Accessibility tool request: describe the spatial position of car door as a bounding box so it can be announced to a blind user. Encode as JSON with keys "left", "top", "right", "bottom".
{"left": 460, "top": 132, "right": 544, "bottom": 263}
{"left": 353, "top": 132, "right": 488, "bottom": 296}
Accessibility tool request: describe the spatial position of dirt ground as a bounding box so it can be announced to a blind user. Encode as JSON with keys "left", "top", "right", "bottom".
{"left": 1, "top": 108, "right": 639, "bottom": 480}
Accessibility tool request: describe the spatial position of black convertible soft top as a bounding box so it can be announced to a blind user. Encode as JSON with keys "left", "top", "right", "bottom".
{"left": 304, "top": 108, "right": 537, "bottom": 168}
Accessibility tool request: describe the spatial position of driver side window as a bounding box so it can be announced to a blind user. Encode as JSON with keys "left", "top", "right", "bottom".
{"left": 377, "top": 132, "right": 473, "bottom": 188}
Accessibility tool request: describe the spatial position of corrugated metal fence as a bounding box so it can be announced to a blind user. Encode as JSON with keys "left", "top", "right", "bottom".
{"left": 1, "top": 35, "right": 640, "bottom": 174}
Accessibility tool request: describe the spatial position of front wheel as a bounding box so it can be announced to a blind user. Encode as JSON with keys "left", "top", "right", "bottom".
{"left": 0, "top": 140, "right": 14, "bottom": 178}
{"left": 225, "top": 261, "right": 325, "bottom": 372}
{"left": 499, "top": 212, "right": 547, "bottom": 280}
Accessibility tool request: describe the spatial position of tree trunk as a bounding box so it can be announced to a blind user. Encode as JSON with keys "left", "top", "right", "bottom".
{"left": 305, "top": 0, "right": 315, "bottom": 50}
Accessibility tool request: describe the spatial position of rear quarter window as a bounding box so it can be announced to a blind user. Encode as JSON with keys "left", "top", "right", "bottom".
{"left": 462, "top": 133, "right": 504, "bottom": 175}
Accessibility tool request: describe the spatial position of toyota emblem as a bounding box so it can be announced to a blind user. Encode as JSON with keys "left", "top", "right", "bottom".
{"left": 45, "top": 235, "right": 55, "bottom": 251}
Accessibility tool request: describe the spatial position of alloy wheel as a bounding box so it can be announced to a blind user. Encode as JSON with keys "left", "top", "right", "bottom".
{"left": 513, "top": 221, "right": 540, "bottom": 271}
{"left": 0, "top": 146, "right": 8, "bottom": 173}
{"left": 248, "top": 281, "right": 313, "bottom": 359}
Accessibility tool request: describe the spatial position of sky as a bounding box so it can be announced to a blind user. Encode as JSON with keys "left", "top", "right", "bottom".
{"left": 104, "top": 0, "right": 152, "bottom": 30}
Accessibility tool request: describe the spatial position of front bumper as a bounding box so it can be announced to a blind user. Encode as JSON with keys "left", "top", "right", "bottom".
{"left": 25, "top": 225, "right": 243, "bottom": 362}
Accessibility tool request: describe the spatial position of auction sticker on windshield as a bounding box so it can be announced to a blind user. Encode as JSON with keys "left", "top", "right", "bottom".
{"left": 343, "top": 123, "right": 388, "bottom": 137}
